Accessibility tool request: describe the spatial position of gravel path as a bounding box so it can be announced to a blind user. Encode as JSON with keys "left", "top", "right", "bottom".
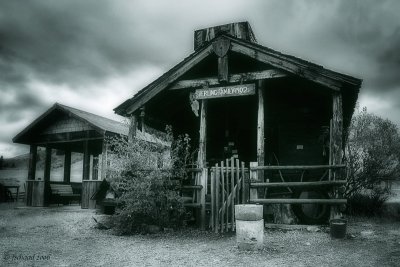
{"left": 1, "top": 203, "right": 399, "bottom": 266}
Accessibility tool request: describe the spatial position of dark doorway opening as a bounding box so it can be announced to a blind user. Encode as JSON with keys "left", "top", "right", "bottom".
{"left": 206, "top": 95, "right": 257, "bottom": 166}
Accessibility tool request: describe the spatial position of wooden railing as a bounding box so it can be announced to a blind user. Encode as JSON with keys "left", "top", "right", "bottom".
{"left": 249, "top": 163, "right": 347, "bottom": 205}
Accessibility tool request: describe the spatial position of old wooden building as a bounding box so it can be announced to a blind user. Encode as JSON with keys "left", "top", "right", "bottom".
{"left": 13, "top": 103, "right": 166, "bottom": 208}
{"left": 115, "top": 22, "right": 362, "bottom": 230}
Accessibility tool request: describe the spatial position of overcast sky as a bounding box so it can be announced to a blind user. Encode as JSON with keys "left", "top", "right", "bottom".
{"left": 1, "top": 0, "right": 399, "bottom": 158}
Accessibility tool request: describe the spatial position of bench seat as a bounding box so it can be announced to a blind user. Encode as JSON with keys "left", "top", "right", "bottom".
{"left": 50, "top": 184, "right": 80, "bottom": 205}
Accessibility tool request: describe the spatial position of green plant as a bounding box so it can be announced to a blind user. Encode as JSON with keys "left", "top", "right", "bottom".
{"left": 346, "top": 189, "right": 389, "bottom": 217}
{"left": 106, "top": 126, "right": 192, "bottom": 234}
{"left": 345, "top": 107, "right": 400, "bottom": 199}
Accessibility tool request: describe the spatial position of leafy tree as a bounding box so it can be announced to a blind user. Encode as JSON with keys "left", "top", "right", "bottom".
{"left": 345, "top": 107, "right": 400, "bottom": 198}
{"left": 0, "top": 155, "right": 3, "bottom": 170}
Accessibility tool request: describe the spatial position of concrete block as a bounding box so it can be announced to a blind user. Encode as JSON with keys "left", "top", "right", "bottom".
{"left": 235, "top": 204, "right": 263, "bottom": 221}
{"left": 236, "top": 219, "right": 264, "bottom": 250}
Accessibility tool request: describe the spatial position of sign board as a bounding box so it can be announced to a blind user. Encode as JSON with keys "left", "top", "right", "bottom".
{"left": 194, "top": 84, "right": 255, "bottom": 100}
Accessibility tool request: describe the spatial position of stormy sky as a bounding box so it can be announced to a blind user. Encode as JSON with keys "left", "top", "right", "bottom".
{"left": 1, "top": 0, "right": 399, "bottom": 158}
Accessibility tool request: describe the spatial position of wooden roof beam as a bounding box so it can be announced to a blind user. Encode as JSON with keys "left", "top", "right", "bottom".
{"left": 169, "top": 69, "right": 287, "bottom": 90}
{"left": 230, "top": 41, "right": 343, "bottom": 91}
{"left": 125, "top": 45, "right": 215, "bottom": 115}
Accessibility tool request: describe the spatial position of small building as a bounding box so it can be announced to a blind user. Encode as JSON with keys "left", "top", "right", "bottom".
{"left": 13, "top": 103, "right": 166, "bottom": 208}
{"left": 114, "top": 22, "right": 362, "bottom": 229}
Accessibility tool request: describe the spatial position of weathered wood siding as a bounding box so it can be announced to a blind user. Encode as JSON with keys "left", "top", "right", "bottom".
{"left": 81, "top": 180, "right": 102, "bottom": 209}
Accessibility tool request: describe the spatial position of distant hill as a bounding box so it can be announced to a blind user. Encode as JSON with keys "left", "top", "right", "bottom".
{"left": 1, "top": 149, "right": 83, "bottom": 170}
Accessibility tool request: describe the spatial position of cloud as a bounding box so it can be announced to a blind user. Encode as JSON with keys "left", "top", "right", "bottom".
{"left": 0, "top": 0, "right": 399, "bottom": 157}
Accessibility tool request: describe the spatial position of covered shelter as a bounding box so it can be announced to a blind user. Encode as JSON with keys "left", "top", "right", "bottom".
{"left": 13, "top": 103, "right": 162, "bottom": 208}
{"left": 114, "top": 22, "right": 362, "bottom": 229}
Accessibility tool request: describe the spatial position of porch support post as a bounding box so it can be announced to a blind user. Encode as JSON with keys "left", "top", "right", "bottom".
{"left": 44, "top": 146, "right": 52, "bottom": 182}
{"left": 128, "top": 115, "right": 137, "bottom": 141}
{"left": 100, "top": 140, "right": 108, "bottom": 180}
{"left": 331, "top": 91, "right": 343, "bottom": 219}
{"left": 43, "top": 146, "right": 52, "bottom": 206}
{"left": 140, "top": 106, "right": 146, "bottom": 133}
{"left": 197, "top": 100, "right": 207, "bottom": 168}
{"left": 257, "top": 80, "right": 265, "bottom": 169}
{"left": 26, "top": 145, "right": 37, "bottom": 206}
{"left": 83, "top": 140, "right": 90, "bottom": 181}
{"left": 28, "top": 145, "right": 37, "bottom": 181}
{"left": 64, "top": 150, "right": 71, "bottom": 183}
{"left": 197, "top": 99, "right": 207, "bottom": 230}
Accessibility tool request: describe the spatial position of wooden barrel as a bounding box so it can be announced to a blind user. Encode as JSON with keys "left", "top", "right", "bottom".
{"left": 81, "top": 180, "right": 102, "bottom": 209}
{"left": 26, "top": 180, "right": 45, "bottom": 207}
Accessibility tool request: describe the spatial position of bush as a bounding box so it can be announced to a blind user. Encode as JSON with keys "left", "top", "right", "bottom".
{"left": 346, "top": 189, "right": 389, "bottom": 217}
{"left": 345, "top": 107, "right": 400, "bottom": 212}
{"left": 106, "top": 127, "right": 192, "bottom": 234}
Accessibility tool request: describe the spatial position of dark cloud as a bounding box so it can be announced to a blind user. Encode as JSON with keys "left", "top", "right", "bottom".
{"left": 0, "top": 0, "right": 400, "bottom": 157}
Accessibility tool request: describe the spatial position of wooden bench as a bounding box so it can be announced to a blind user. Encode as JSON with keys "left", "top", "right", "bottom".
{"left": 50, "top": 184, "right": 80, "bottom": 205}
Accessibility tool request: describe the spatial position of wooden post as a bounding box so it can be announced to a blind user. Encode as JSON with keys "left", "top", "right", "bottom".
{"left": 331, "top": 91, "right": 343, "bottom": 219}
{"left": 64, "top": 150, "right": 71, "bottom": 183}
{"left": 200, "top": 168, "right": 207, "bottom": 230}
{"left": 28, "top": 145, "right": 37, "bottom": 181}
{"left": 215, "top": 164, "right": 220, "bottom": 233}
{"left": 44, "top": 146, "right": 52, "bottom": 182}
{"left": 100, "top": 140, "right": 108, "bottom": 180}
{"left": 257, "top": 81, "right": 265, "bottom": 177}
{"left": 250, "top": 162, "right": 259, "bottom": 201}
{"left": 83, "top": 140, "right": 90, "bottom": 181}
{"left": 27, "top": 145, "right": 37, "bottom": 206}
{"left": 129, "top": 115, "right": 137, "bottom": 141}
{"left": 140, "top": 106, "right": 146, "bottom": 133}
{"left": 197, "top": 100, "right": 207, "bottom": 168}
{"left": 43, "top": 146, "right": 52, "bottom": 206}
{"left": 92, "top": 155, "right": 99, "bottom": 180}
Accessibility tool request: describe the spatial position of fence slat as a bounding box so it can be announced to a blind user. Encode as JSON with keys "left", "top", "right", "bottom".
{"left": 231, "top": 157, "right": 235, "bottom": 231}
{"left": 241, "top": 162, "right": 245, "bottom": 203}
{"left": 210, "top": 169, "right": 215, "bottom": 231}
{"left": 236, "top": 159, "right": 240, "bottom": 204}
{"left": 220, "top": 161, "right": 225, "bottom": 233}
{"left": 225, "top": 158, "right": 229, "bottom": 232}
{"left": 215, "top": 164, "right": 220, "bottom": 234}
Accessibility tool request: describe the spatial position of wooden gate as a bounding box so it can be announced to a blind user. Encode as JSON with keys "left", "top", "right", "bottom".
{"left": 210, "top": 158, "right": 248, "bottom": 233}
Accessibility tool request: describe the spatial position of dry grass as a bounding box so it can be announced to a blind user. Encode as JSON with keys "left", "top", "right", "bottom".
{"left": 0, "top": 203, "right": 399, "bottom": 267}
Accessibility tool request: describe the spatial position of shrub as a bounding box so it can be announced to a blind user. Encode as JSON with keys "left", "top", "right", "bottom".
{"left": 346, "top": 189, "right": 389, "bottom": 217}
{"left": 345, "top": 107, "right": 400, "bottom": 212}
{"left": 106, "top": 127, "right": 192, "bottom": 234}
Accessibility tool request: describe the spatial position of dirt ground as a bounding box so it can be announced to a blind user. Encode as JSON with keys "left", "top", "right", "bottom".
{"left": 0, "top": 203, "right": 399, "bottom": 267}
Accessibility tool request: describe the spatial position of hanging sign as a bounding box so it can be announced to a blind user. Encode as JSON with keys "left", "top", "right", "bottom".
{"left": 194, "top": 83, "right": 255, "bottom": 100}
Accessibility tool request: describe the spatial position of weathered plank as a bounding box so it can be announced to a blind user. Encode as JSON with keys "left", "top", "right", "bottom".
{"left": 169, "top": 69, "right": 286, "bottom": 90}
